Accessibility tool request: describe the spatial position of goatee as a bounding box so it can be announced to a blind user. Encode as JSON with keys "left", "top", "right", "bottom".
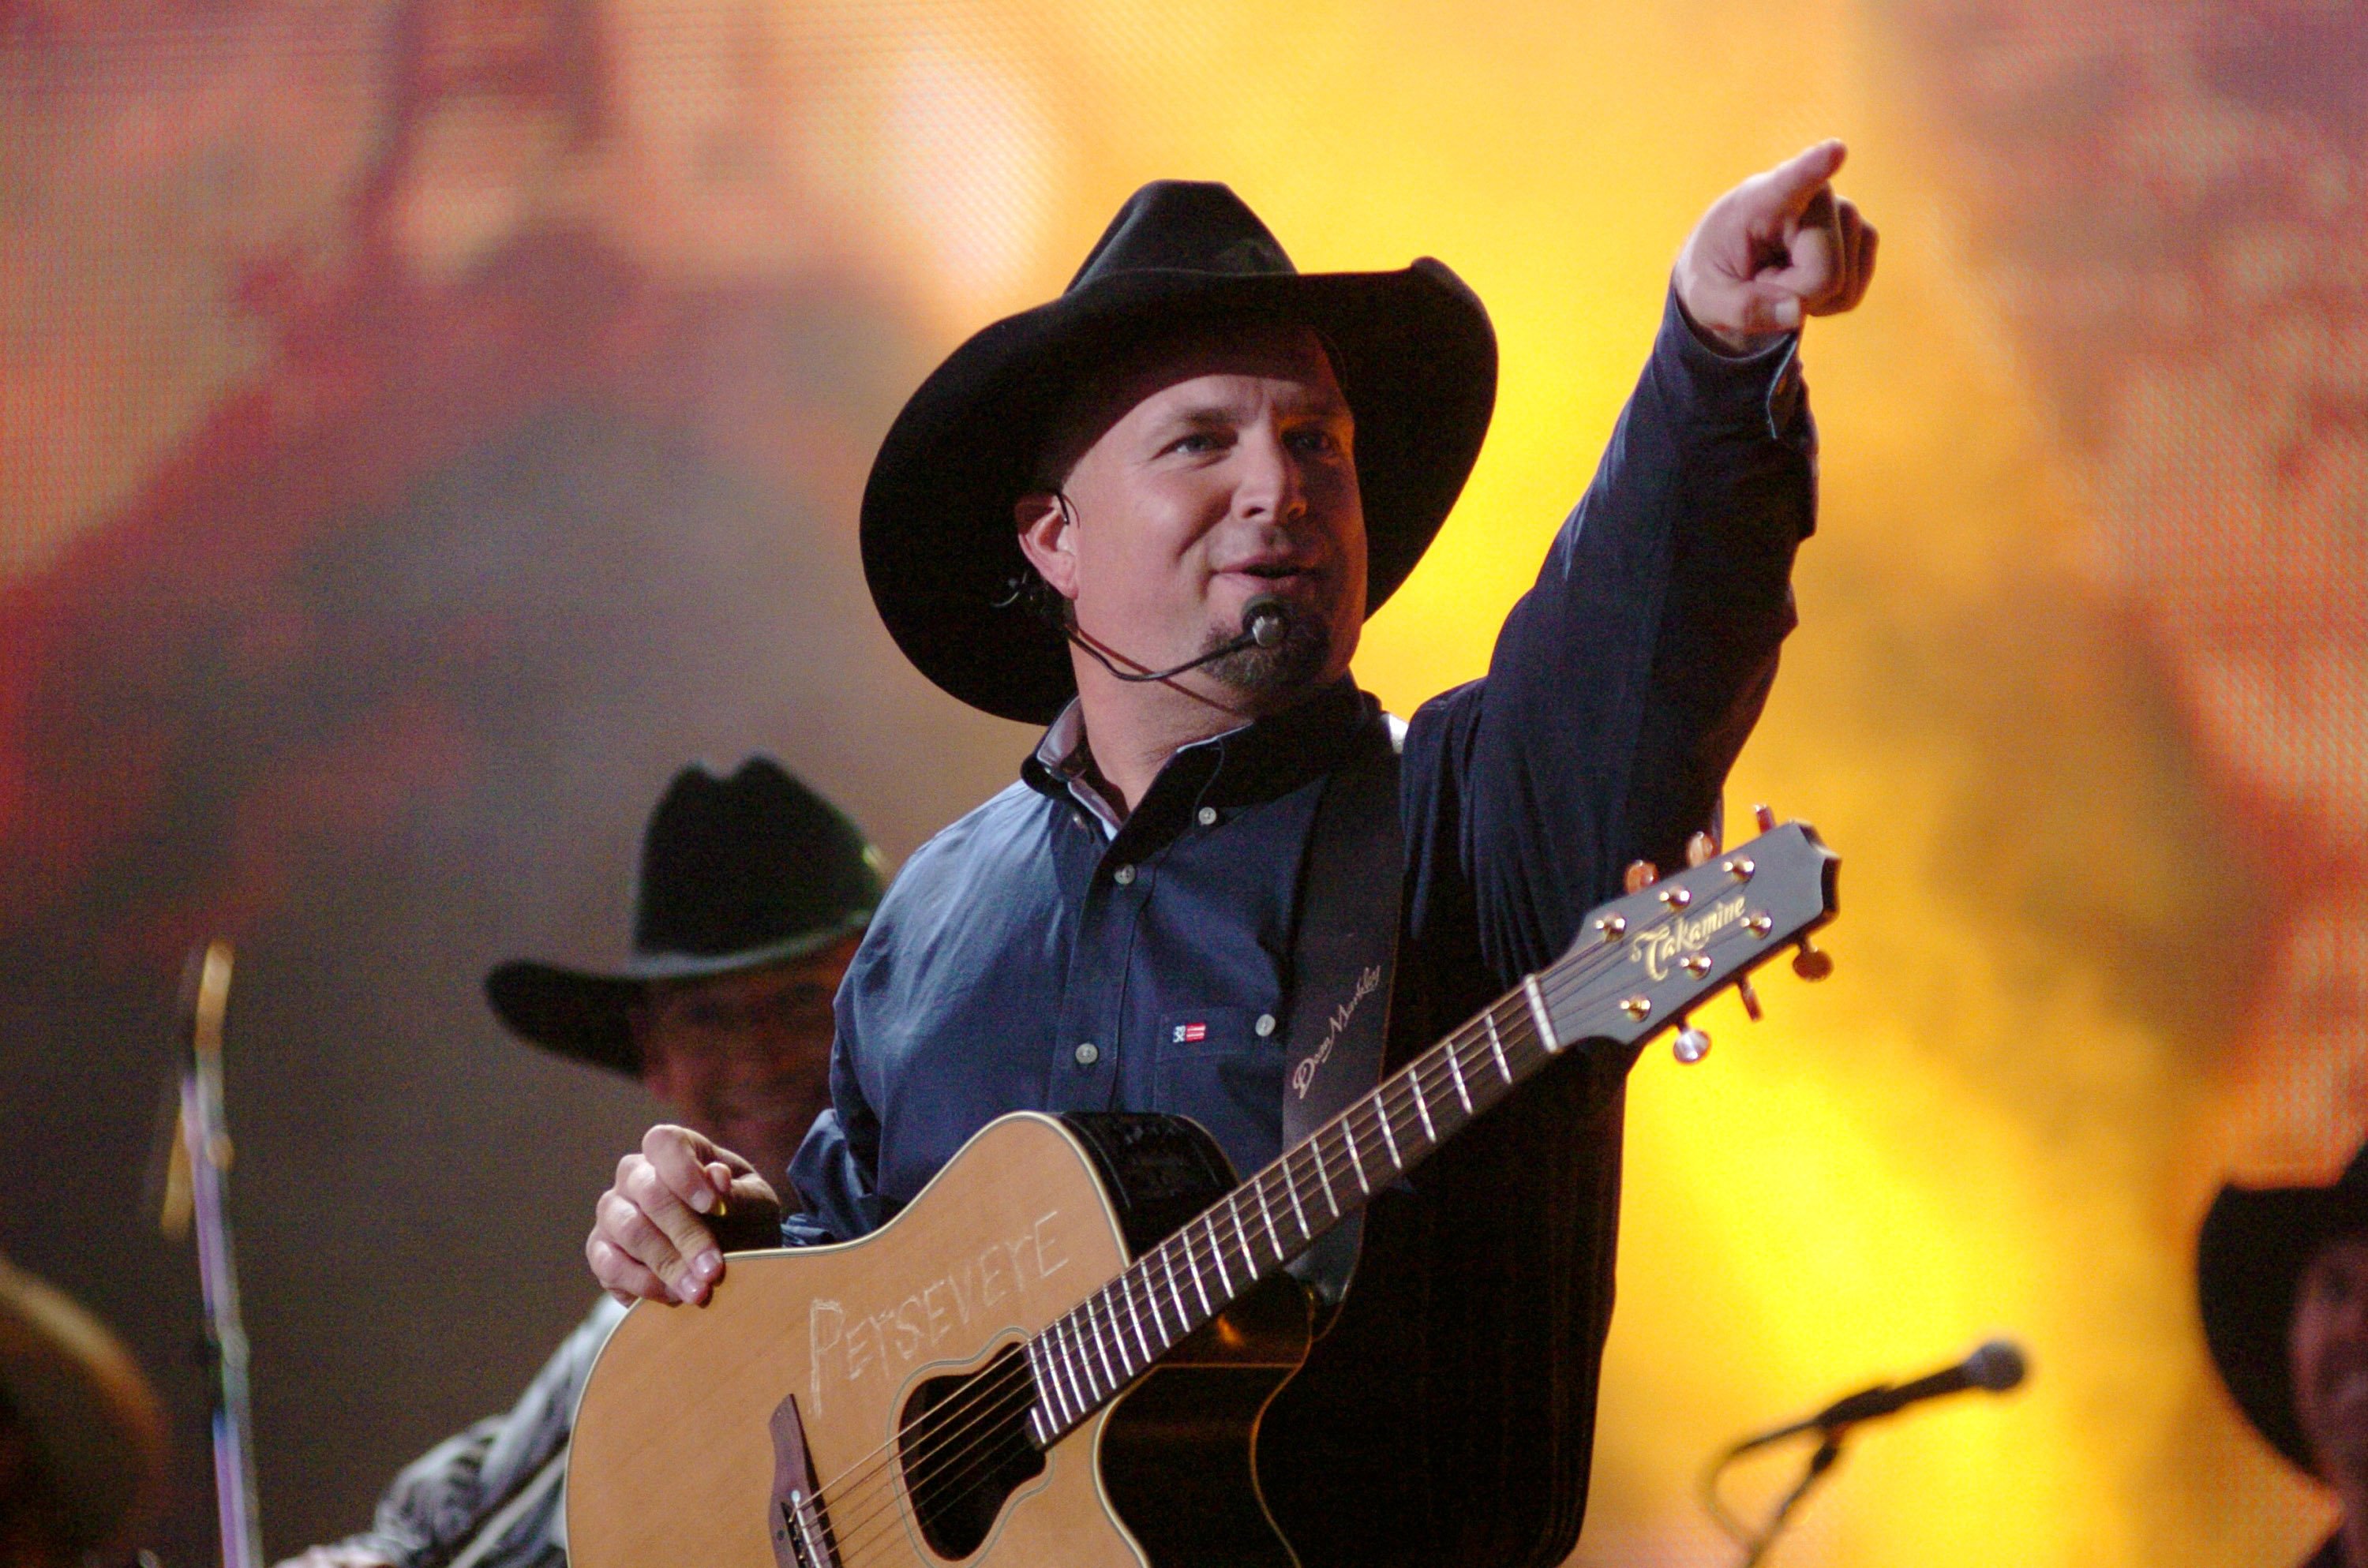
{"left": 1198, "top": 609, "right": 1330, "bottom": 697}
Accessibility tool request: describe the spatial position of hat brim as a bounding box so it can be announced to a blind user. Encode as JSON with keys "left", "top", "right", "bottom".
{"left": 0, "top": 1259, "right": 167, "bottom": 1554}
{"left": 484, "top": 913, "right": 869, "bottom": 1076}
{"left": 2198, "top": 1180, "right": 2368, "bottom": 1475}
{"left": 862, "top": 259, "right": 1497, "bottom": 724}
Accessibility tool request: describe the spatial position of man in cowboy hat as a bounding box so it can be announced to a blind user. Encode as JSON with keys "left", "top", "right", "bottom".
{"left": 2202, "top": 1142, "right": 2368, "bottom": 1567}
{"left": 279, "top": 758, "right": 880, "bottom": 1568}
{"left": 590, "top": 143, "right": 1874, "bottom": 1563}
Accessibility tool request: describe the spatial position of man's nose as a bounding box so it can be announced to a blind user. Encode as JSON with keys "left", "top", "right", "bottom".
{"left": 1235, "top": 427, "right": 1308, "bottom": 523}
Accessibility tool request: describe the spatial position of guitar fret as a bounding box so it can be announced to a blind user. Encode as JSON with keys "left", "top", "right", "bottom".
{"left": 1228, "top": 1201, "right": 1258, "bottom": 1274}
{"left": 1081, "top": 1294, "right": 1118, "bottom": 1387}
{"left": 1310, "top": 1139, "right": 1340, "bottom": 1216}
{"left": 1408, "top": 1073, "right": 1437, "bottom": 1143}
{"left": 1027, "top": 1338, "right": 1066, "bottom": 1428}
{"left": 1341, "top": 1121, "right": 1371, "bottom": 1193}
{"left": 1445, "top": 1039, "right": 1473, "bottom": 1113}
{"left": 1127, "top": 1278, "right": 1165, "bottom": 1364}
{"left": 1161, "top": 1244, "right": 1191, "bottom": 1328}
{"left": 1253, "top": 1180, "right": 1283, "bottom": 1261}
{"left": 1523, "top": 974, "right": 1558, "bottom": 1053}
{"left": 1281, "top": 1156, "right": 1313, "bottom": 1234}
{"left": 1051, "top": 1322, "right": 1089, "bottom": 1414}
{"left": 1066, "top": 1315, "right": 1104, "bottom": 1405}
{"left": 1205, "top": 1216, "right": 1235, "bottom": 1296}
{"left": 1483, "top": 1009, "right": 1512, "bottom": 1083}
{"left": 1134, "top": 1263, "right": 1168, "bottom": 1348}
{"left": 1374, "top": 1097, "right": 1402, "bottom": 1171}
{"left": 1103, "top": 1287, "right": 1138, "bottom": 1378}
{"left": 1180, "top": 1235, "right": 1212, "bottom": 1315}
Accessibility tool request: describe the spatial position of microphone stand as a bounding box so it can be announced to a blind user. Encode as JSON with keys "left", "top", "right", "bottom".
{"left": 163, "top": 941, "right": 265, "bottom": 1568}
{"left": 1719, "top": 1430, "right": 1846, "bottom": 1568}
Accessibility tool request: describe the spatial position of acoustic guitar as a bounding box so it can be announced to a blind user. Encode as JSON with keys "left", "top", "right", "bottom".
{"left": 568, "top": 820, "right": 1838, "bottom": 1566}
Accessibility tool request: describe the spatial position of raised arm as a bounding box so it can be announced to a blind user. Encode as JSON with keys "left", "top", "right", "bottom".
{"left": 1402, "top": 141, "right": 1874, "bottom": 990}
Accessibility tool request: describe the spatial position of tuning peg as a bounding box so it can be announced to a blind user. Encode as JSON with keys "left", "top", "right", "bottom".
{"left": 1623, "top": 859, "right": 1658, "bottom": 894}
{"left": 1673, "top": 1020, "right": 1711, "bottom": 1064}
{"left": 1791, "top": 937, "right": 1834, "bottom": 982}
{"left": 1753, "top": 803, "right": 1777, "bottom": 833}
{"left": 1685, "top": 830, "right": 1718, "bottom": 868}
{"left": 1736, "top": 976, "right": 1764, "bottom": 1022}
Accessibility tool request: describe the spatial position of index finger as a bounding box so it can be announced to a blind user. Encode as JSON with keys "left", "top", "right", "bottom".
{"left": 1759, "top": 139, "right": 1847, "bottom": 215}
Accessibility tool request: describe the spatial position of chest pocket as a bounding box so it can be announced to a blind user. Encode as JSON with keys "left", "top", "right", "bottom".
{"left": 1152, "top": 1005, "right": 1283, "bottom": 1178}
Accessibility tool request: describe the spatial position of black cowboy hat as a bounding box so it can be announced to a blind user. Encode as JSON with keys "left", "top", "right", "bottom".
{"left": 860, "top": 179, "right": 1497, "bottom": 724}
{"left": 2199, "top": 1140, "right": 2368, "bottom": 1474}
{"left": 485, "top": 758, "right": 882, "bottom": 1076}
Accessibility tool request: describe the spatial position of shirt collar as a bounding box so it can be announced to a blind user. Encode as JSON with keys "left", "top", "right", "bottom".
{"left": 1021, "top": 677, "right": 1375, "bottom": 840}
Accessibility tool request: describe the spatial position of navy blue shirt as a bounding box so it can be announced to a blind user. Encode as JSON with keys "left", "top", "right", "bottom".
{"left": 782, "top": 290, "right": 1813, "bottom": 1566}
{"left": 789, "top": 287, "right": 1813, "bottom": 1243}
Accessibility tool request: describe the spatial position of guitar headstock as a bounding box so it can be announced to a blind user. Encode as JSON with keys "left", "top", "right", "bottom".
{"left": 1539, "top": 819, "right": 1838, "bottom": 1055}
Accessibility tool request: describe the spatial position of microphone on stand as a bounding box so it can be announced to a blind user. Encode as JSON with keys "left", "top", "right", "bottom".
{"left": 1069, "top": 593, "right": 1291, "bottom": 684}
{"left": 1728, "top": 1338, "right": 2027, "bottom": 1455}
{"left": 1704, "top": 1338, "right": 2029, "bottom": 1567}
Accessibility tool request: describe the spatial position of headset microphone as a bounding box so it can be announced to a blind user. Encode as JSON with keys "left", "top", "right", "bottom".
{"left": 1071, "top": 593, "right": 1293, "bottom": 684}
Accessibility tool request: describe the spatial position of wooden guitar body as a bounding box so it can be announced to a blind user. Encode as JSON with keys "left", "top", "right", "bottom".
{"left": 568, "top": 1111, "right": 1315, "bottom": 1568}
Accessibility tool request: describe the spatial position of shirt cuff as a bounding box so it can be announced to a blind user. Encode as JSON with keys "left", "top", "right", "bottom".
{"left": 1658, "top": 281, "right": 1812, "bottom": 447}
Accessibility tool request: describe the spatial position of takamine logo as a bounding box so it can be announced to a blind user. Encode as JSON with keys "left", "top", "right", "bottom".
{"left": 1628, "top": 893, "right": 1749, "bottom": 982}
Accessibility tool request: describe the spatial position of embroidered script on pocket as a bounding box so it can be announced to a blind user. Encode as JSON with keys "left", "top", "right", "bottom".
{"left": 1288, "top": 964, "right": 1384, "bottom": 1101}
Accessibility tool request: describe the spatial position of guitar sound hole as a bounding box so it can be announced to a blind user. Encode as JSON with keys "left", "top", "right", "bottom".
{"left": 898, "top": 1343, "right": 1047, "bottom": 1560}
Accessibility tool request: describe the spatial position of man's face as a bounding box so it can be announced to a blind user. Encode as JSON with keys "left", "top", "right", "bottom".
{"left": 631, "top": 937, "right": 857, "bottom": 1184}
{"left": 2292, "top": 1232, "right": 2368, "bottom": 1480}
{"left": 1022, "top": 324, "right": 1366, "bottom": 708}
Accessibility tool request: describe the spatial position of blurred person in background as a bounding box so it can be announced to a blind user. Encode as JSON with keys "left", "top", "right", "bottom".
{"left": 0, "top": 1253, "right": 167, "bottom": 1568}
{"left": 277, "top": 758, "right": 879, "bottom": 1568}
{"left": 2202, "top": 1140, "right": 2368, "bottom": 1568}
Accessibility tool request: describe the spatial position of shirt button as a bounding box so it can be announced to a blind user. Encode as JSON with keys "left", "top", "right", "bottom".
{"left": 1197, "top": 806, "right": 1218, "bottom": 827}
{"left": 1073, "top": 1041, "right": 1101, "bottom": 1067}
{"left": 1112, "top": 865, "right": 1136, "bottom": 885}
{"left": 1255, "top": 1012, "right": 1276, "bottom": 1038}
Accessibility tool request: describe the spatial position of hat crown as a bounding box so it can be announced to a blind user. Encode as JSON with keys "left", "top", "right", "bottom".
{"left": 1066, "top": 181, "right": 1297, "bottom": 292}
{"left": 633, "top": 758, "right": 880, "bottom": 961}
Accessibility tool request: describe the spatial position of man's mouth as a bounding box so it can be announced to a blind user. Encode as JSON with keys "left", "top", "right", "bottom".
{"left": 1225, "top": 559, "right": 1321, "bottom": 588}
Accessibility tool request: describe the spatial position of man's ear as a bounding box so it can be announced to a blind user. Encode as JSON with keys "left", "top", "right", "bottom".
{"left": 1014, "top": 491, "right": 1081, "bottom": 601}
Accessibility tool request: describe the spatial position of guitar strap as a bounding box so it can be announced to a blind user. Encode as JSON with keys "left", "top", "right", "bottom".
{"left": 1280, "top": 706, "right": 1403, "bottom": 1308}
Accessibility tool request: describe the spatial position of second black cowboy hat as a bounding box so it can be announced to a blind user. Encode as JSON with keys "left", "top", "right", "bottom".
{"left": 2199, "top": 1140, "right": 2368, "bottom": 1474}
{"left": 485, "top": 758, "right": 883, "bottom": 1076}
{"left": 861, "top": 179, "right": 1498, "bottom": 724}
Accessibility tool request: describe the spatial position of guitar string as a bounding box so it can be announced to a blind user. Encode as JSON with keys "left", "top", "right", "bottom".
{"left": 808, "top": 907, "right": 1775, "bottom": 1562}
{"left": 820, "top": 983, "right": 1649, "bottom": 1564}
{"left": 807, "top": 1002, "right": 1566, "bottom": 1562}
{"left": 815, "top": 976, "right": 1600, "bottom": 1565}
{"left": 807, "top": 907, "right": 1789, "bottom": 1556}
{"left": 806, "top": 910, "right": 1778, "bottom": 1561}
{"left": 807, "top": 941, "right": 1634, "bottom": 1559}
{"left": 811, "top": 1037, "right": 1509, "bottom": 1563}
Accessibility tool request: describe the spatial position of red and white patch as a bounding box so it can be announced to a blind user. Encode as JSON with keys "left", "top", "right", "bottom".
{"left": 1172, "top": 1022, "right": 1208, "bottom": 1043}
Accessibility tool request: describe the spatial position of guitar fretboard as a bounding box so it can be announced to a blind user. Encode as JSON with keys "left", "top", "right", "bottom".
{"left": 1023, "top": 971, "right": 1572, "bottom": 1446}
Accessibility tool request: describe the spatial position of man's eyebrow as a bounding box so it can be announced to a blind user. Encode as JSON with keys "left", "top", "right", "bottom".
{"left": 1152, "top": 393, "right": 1351, "bottom": 428}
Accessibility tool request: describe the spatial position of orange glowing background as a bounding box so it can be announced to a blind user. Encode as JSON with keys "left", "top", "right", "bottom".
{"left": 3, "top": 1, "right": 2362, "bottom": 1562}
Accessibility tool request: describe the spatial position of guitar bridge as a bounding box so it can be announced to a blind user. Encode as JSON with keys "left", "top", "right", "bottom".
{"left": 770, "top": 1393, "right": 840, "bottom": 1568}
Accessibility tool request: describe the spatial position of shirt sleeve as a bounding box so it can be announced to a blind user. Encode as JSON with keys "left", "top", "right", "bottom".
{"left": 325, "top": 1298, "right": 622, "bottom": 1568}
{"left": 782, "top": 985, "right": 897, "bottom": 1244}
{"left": 1401, "top": 283, "right": 1817, "bottom": 999}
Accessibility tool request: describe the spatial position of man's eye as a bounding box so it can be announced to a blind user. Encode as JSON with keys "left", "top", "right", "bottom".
{"left": 1287, "top": 428, "right": 1341, "bottom": 455}
{"left": 1167, "top": 432, "right": 1220, "bottom": 455}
